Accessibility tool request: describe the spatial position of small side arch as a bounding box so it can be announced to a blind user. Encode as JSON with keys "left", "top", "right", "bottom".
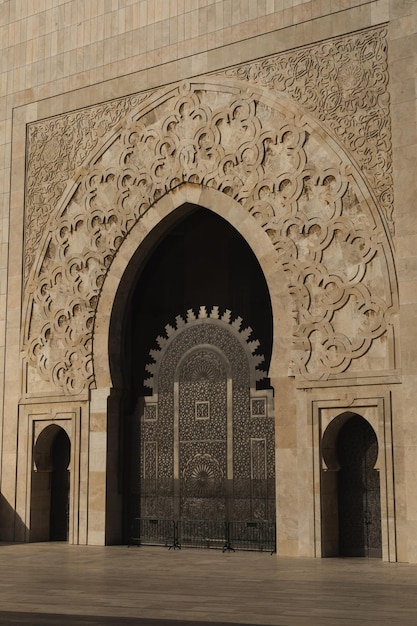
{"left": 31, "top": 424, "right": 71, "bottom": 542}
{"left": 321, "top": 412, "right": 382, "bottom": 558}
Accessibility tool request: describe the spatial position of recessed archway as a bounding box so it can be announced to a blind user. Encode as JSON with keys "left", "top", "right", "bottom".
{"left": 104, "top": 199, "right": 276, "bottom": 541}
{"left": 91, "top": 184, "right": 285, "bottom": 544}
{"left": 321, "top": 413, "right": 382, "bottom": 558}
{"left": 94, "top": 184, "right": 288, "bottom": 392}
{"left": 31, "top": 425, "right": 71, "bottom": 542}
{"left": 123, "top": 205, "right": 273, "bottom": 405}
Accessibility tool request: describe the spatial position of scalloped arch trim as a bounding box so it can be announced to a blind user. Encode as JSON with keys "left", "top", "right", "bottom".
{"left": 144, "top": 306, "right": 267, "bottom": 394}
{"left": 23, "top": 67, "right": 396, "bottom": 395}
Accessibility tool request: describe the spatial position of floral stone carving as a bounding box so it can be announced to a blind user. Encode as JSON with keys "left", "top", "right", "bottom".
{"left": 224, "top": 27, "right": 393, "bottom": 233}
{"left": 23, "top": 28, "right": 396, "bottom": 395}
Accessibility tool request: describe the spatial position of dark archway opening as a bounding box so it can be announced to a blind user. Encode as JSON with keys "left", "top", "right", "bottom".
{"left": 31, "top": 425, "right": 71, "bottom": 542}
{"left": 336, "top": 415, "right": 382, "bottom": 558}
{"left": 123, "top": 205, "right": 273, "bottom": 405}
{"left": 49, "top": 429, "right": 71, "bottom": 541}
{"left": 113, "top": 204, "right": 274, "bottom": 541}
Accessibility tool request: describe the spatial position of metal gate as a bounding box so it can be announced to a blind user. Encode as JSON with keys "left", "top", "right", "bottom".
{"left": 131, "top": 517, "right": 276, "bottom": 553}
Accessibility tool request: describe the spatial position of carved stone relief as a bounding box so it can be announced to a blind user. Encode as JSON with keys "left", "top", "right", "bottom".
{"left": 224, "top": 27, "right": 392, "bottom": 232}
{"left": 25, "top": 93, "right": 152, "bottom": 282}
{"left": 23, "top": 27, "right": 396, "bottom": 395}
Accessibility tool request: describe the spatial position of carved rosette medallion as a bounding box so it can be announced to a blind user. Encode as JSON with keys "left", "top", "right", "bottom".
{"left": 23, "top": 27, "right": 396, "bottom": 395}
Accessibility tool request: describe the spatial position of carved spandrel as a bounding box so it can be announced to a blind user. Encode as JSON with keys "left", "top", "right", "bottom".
{"left": 23, "top": 28, "right": 395, "bottom": 393}
{"left": 223, "top": 27, "right": 393, "bottom": 234}
{"left": 25, "top": 93, "right": 152, "bottom": 283}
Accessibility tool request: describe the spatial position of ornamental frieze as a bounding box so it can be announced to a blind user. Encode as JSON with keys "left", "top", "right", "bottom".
{"left": 25, "top": 27, "right": 392, "bottom": 285}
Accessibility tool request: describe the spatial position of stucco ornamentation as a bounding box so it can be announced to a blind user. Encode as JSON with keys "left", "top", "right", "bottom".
{"left": 25, "top": 93, "right": 151, "bottom": 282}
{"left": 224, "top": 27, "right": 393, "bottom": 234}
{"left": 23, "top": 28, "right": 396, "bottom": 394}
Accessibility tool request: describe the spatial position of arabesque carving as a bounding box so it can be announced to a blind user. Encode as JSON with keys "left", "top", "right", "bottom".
{"left": 25, "top": 92, "right": 151, "bottom": 281}
{"left": 137, "top": 308, "right": 275, "bottom": 522}
{"left": 224, "top": 27, "right": 393, "bottom": 232}
{"left": 23, "top": 28, "right": 396, "bottom": 394}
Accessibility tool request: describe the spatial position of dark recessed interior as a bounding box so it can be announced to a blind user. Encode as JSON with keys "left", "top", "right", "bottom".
{"left": 121, "top": 205, "right": 273, "bottom": 405}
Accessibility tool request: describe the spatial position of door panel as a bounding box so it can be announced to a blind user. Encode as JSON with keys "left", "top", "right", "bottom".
{"left": 50, "top": 429, "right": 70, "bottom": 541}
{"left": 337, "top": 416, "right": 382, "bottom": 558}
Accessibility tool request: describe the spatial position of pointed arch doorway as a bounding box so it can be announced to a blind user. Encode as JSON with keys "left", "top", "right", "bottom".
{"left": 123, "top": 205, "right": 273, "bottom": 400}
{"left": 114, "top": 204, "right": 275, "bottom": 542}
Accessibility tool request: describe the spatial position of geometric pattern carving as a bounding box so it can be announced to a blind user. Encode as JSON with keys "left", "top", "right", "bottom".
{"left": 195, "top": 401, "right": 210, "bottom": 420}
{"left": 251, "top": 439, "right": 267, "bottom": 480}
{"left": 183, "top": 453, "right": 223, "bottom": 496}
{"left": 146, "top": 306, "right": 266, "bottom": 393}
{"left": 138, "top": 312, "right": 275, "bottom": 522}
{"left": 181, "top": 352, "right": 224, "bottom": 383}
{"left": 144, "top": 404, "right": 157, "bottom": 422}
{"left": 178, "top": 347, "right": 227, "bottom": 519}
{"left": 251, "top": 399, "right": 267, "bottom": 418}
{"left": 23, "top": 28, "right": 395, "bottom": 394}
{"left": 224, "top": 27, "right": 393, "bottom": 234}
{"left": 144, "top": 442, "right": 158, "bottom": 479}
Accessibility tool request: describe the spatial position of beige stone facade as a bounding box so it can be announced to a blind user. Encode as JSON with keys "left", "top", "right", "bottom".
{"left": 0, "top": 0, "right": 416, "bottom": 561}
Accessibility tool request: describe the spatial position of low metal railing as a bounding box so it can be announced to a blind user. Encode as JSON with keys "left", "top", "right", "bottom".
{"left": 228, "top": 520, "right": 276, "bottom": 552}
{"left": 130, "top": 518, "right": 276, "bottom": 553}
{"left": 130, "top": 517, "right": 176, "bottom": 547}
{"left": 177, "top": 519, "right": 230, "bottom": 551}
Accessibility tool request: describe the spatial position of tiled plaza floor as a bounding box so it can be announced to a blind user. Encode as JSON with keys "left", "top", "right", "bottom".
{"left": 0, "top": 543, "right": 416, "bottom": 625}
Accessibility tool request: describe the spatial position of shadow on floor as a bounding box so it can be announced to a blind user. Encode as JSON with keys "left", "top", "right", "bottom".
{"left": 0, "top": 611, "right": 271, "bottom": 626}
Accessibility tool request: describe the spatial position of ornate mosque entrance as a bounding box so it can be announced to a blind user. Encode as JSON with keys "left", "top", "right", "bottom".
{"left": 15, "top": 44, "right": 399, "bottom": 557}
{"left": 120, "top": 206, "right": 276, "bottom": 549}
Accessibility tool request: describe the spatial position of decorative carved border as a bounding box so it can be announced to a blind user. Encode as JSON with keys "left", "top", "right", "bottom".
{"left": 25, "top": 26, "right": 392, "bottom": 285}
{"left": 22, "top": 27, "right": 396, "bottom": 394}
{"left": 24, "top": 92, "right": 153, "bottom": 282}
{"left": 222, "top": 26, "right": 392, "bottom": 234}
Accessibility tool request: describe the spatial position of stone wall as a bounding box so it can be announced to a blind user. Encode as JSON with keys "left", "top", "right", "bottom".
{"left": 1, "top": 0, "right": 417, "bottom": 561}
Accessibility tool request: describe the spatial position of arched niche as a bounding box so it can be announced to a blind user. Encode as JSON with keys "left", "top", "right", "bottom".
{"left": 321, "top": 412, "right": 382, "bottom": 558}
{"left": 31, "top": 424, "right": 71, "bottom": 542}
{"left": 94, "top": 188, "right": 279, "bottom": 541}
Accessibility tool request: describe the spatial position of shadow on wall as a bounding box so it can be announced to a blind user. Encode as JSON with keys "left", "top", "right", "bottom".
{"left": 0, "top": 493, "right": 27, "bottom": 542}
